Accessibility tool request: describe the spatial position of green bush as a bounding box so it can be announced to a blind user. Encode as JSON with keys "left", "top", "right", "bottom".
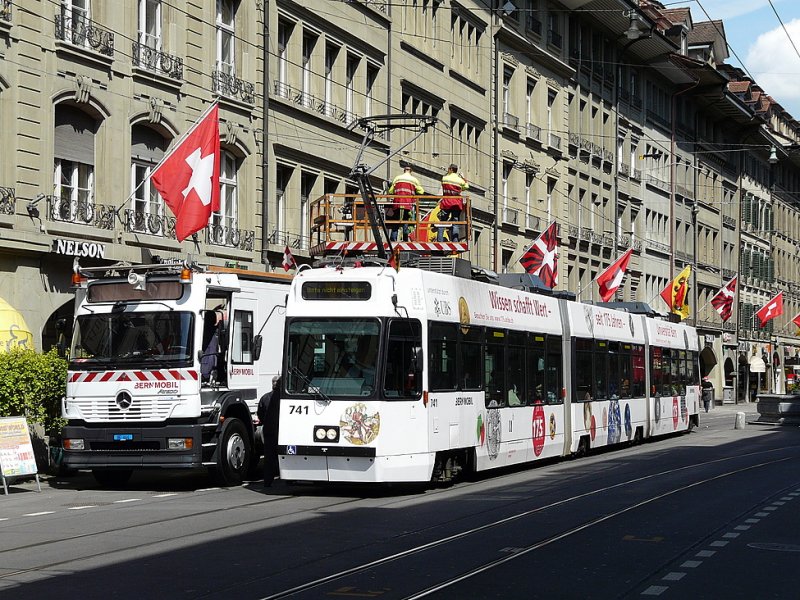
{"left": 0, "top": 348, "right": 67, "bottom": 435}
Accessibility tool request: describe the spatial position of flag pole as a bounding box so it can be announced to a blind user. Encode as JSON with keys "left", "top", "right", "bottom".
{"left": 111, "top": 102, "right": 220, "bottom": 220}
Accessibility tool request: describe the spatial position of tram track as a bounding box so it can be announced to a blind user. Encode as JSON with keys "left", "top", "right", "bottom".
{"left": 257, "top": 446, "right": 800, "bottom": 600}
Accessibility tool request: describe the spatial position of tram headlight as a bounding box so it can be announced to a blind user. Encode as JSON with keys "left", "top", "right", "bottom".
{"left": 313, "top": 425, "right": 340, "bottom": 443}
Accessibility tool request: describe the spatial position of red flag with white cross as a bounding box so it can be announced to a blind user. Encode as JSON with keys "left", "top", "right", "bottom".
{"left": 151, "top": 104, "right": 220, "bottom": 242}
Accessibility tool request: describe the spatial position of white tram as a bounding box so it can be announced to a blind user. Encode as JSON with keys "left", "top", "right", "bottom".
{"left": 277, "top": 263, "right": 700, "bottom": 483}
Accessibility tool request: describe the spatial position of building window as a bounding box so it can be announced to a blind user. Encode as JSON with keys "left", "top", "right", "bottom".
{"left": 277, "top": 20, "right": 291, "bottom": 85}
{"left": 61, "top": 0, "right": 90, "bottom": 48}
{"left": 53, "top": 104, "right": 97, "bottom": 224}
{"left": 130, "top": 124, "right": 167, "bottom": 235}
{"left": 302, "top": 33, "right": 317, "bottom": 98}
{"left": 366, "top": 64, "right": 378, "bottom": 118}
{"left": 346, "top": 54, "right": 359, "bottom": 118}
{"left": 216, "top": 0, "right": 235, "bottom": 75}
{"left": 324, "top": 43, "right": 338, "bottom": 113}
{"left": 211, "top": 151, "right": 238, "bottom": 244}
{"left": 138, "top": 0, "right": 161, "bottom": 50}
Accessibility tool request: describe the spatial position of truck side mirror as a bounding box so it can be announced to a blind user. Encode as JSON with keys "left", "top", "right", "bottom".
{"left": 253, "top": 335, "right": 263, "bottom": 361}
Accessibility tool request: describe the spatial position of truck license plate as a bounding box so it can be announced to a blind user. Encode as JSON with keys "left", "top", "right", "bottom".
{"left": 113, "top": 434, "right": 133, "bottom": 441}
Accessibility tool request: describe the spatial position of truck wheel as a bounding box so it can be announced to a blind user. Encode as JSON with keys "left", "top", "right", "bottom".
{"left": 92, "top": 469, "right": 133, "bottom": 488}
{"left": 214, "top": 417, "right": 250, "bottom": 486}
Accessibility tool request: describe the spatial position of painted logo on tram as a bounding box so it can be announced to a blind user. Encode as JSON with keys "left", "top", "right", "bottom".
{"left": 532, "top": 404, "right": 546, "bottom": 457}
{"left": 486, "top": 407, "right": 501, "bottom": 461}
{"left": 608, "top": 399, "right": 621, "bottom": 444}
{"left": 477, "top": 413, "right": 485, "bottom": 445}
{"left": 549, "top": 412, "right": 556, "bottom": 440}
{"left": 459, "top": 297, "right": 470, "bottom": 334}
{"left": 624, "top": 403, "right": 632, "bottom": 439}
{"left": 340, "top": 403, "right": 380, "bottom": 445}
{"left": 672, "top": 397, "right": 679, "bottom": 430}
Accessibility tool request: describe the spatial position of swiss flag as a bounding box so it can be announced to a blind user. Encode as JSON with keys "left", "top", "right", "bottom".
{"left": 596, "top": 249, "right": 633, "bottom": 302}
{"left": 519, "top": 222, "right": 559, "bottom": 288}
{"left": 282, "top": 245, "right": 296, "bottom": 271}
{"left": 755, "top": 291, "right": 783, "bottom": 327}
{"left": 710, "top": 276, "right": 737, "bottom": 322}
{"left": 151, "top": 104, "right": 220, "bottom": 242}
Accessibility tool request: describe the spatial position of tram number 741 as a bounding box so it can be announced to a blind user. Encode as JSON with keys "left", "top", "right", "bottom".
{"left": 289, "top": 405, "right": 309, "bottom": 415}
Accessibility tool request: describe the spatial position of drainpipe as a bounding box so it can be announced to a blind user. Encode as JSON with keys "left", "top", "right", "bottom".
{"left": 260, "top": 3, "right": 271, "bottom": 266}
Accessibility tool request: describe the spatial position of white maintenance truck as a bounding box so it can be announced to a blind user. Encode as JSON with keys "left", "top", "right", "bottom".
{"left": 61, "top": 260, "right": 290, "bottom": 486}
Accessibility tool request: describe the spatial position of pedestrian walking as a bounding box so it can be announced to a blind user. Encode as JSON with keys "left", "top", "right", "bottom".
{"left": 387, "top": 165, "right": 424, "bottom": 242}
{"left": 438, "top": 164, "right": 468, "bottom": 242}
{"left": 701, "top": 376, "right": 713, "bottom": 413}
{"left": 257, "top": 376, "right": 281, "bottom": 487}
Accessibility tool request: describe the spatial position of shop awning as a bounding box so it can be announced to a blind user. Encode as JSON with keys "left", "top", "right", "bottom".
{"left": 0, "top": 297, "right": 33, "bottom": 351}
{"left": 748, "top": 354, "right": 766, "bottom": 373}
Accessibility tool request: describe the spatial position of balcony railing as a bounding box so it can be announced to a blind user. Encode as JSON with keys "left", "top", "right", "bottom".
{"left": 503, "top": 112, "right": 520, "bottom": 131}
{"left": 525, "top": 214, "right": 540, "bottom": 231}
{"left": 1, "top": 0, "right": 11, "bottom": 22}
{"left": 132, "top": 41, "right": 183, "bottom": 80}
{"left": 212, "top": 69, "right": 255, "bottom": 104}
{"left": 548, "top": 133, "right": 561, "bottom": 150}
{"left": 273, "top": 81, "right": 359, "bottom": 127}
{"left": 502, "top": 206, "right": 519, "bottom": 226}
{"left": 123, "top": 208, "right": 176, "bottom": 238}
{"left": 722, "top": 215, "right": 736, "bottom": 228}
{"left": 618, "top": 163, "right": 630, "bottom": 176}
{"left": 46, "top": 196, "right": 116, "bottom": 229}
{"left": 54, "top": 12, "right": 114, "bottom": 57}
{"left": 631, "top": 168, "right": 642, "bottom": 180}
{"left": 206, "top": 222, "right": 255, "bottom": 251}
{"left": 0, "top": 186, "right": 14, "bottom": 215}
{"left": 268, "top": 228, "right": 311, "bottom": 251}
{"left": 527, "top": 123, "right": 542, "bottom": 141}
{"left": 645, "top": 238, "right": 670, "bottom": 254}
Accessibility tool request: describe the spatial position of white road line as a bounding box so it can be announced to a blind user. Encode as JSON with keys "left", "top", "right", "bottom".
{"left": 113, "top": 498, "right": 140, "bottom": 504}
{"left": 0, "top": 518, "right": 8, "bottom": 522}
{"left": 772, "top": 501, "right": 785, "bottom": 506}
{"left": 642, "top": 585, "right": 668, "bottom": 596}
{"left": 681, "top": 560, "right": 702, "bottom": 568}
{"left": 780, "top": 496, "right": 794, "bottom": 501}
{"left": 723, "top": 532, "right": 740, "bottom": 539}
{"left": 196, "top": 487, "right": 220, "bottom": 492}
{"left": 153, "top": 493, "right": 178, "bottom": 498}
{"left": 745, "top": 518, "right": 760, "bottom": 524}
{"left": 23, "top": 511, "right": 55, "bottom": 517}
{"left": 755, "top": 512, "right": 770, "bottom": 517}
{"left": 696, "top": 550, "right": 716, "bottom": 557}
{"left": 734, "top": 525, "right": 750, "bottom": 531}
{"left": 709, "top": 540, "right": 729, "bottom": 547}
{"left": 662, "top": 572, "right": 685, "bottom": 581}
{"left": 68, "top": 506, "right": 96, "bottom": 510}
{"left": 764, "top": 506, "right": 777, "bottom": 511}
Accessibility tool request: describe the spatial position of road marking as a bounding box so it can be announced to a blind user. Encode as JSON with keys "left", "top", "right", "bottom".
{"left": 642, "top": 585, "right": 668, "bottom": 596}
{"left": 696, "top": 550, "right": 716, "bottom": 557}
{"left": 772, "top": 501, "right": 785, "bottom": 506}
{"left": 23, "top": 511, "right": 54, "bottom": 516}
{"left": 0, "top": 518, "right": 8, "bottom": 522}
{"left": 745, "top": 518, "right": 760, "bottom": 524}
{"left": 114, "top": 498, "right": 140, "bottom": 504}
{"left": 755, "top": 512, "right": 770, "bottom": 517}
{"left": 68, "top": 505, "right": 96, "bottom": 510}
{"left": 681, "top": 560, "right": 702, "bottom": 568}
{"left": 734, "top": 525, "right": 750, "bottom": 531}
{"left": 780, "top": 496, "right": 794, "bottom": 501}
{"left": 723, "top": 532, "right": 740, "bottom": 539}
{"left": 764, "top": 506, "right": 777, "bottom": 511}
{"left": 709, "top": 540, "right": 729, "bottom": 547}
{"left": 662, "top": 572, "right": 685, "bottom": 581}
{"left": 153, "top": 493, "right": 178, "bottom": 498}
{"left": 623, "top": 535, "right": 664, "bottom": 542}
{"left": 196, "top": 487, "right": 221, "bottom": 492}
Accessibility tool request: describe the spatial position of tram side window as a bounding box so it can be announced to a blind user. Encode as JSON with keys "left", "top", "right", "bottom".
{"left": 608, "top": 341, "right": 620, "bottom": 399}
{"left": 620, "top": 343, "right": 632, "bottom": 399}
{"left": 528, "top": 335, "right": 546, "bottom": 405}
{"left": 485, "top": 329, "right": 506, "bottom": 407}
{"left": 632, "top": 344, "right": 645, "bottom": 397}
{"left": 668, "top": 349, "right": 679, "bottom": 396}
{"left": 429, "top": 322, "right": 458, "bottom": 391}
{"left": 383, "top": 319, "right": 423, "bottom": 399}
{"left": 691, "top": 351, "right": 700, "bottom": 385}
{"left": 595, "top": 341, "right": 608, "bottom": 400}
{"left": 575, "top": 338, "right": 593, "bottom": 401}
{"left": 545, "top": 335, "right": 563, "bottom": 404}
{"left": 677, "top": 350, "right": 688, "bottom": 395}
{"left": 507, "top": 331, "right": 525, "bottom": 406}
{"left": 459, "top": 326, "right": 483, "bottom": 391}
{"left": 650, "top": 347, "right": 663, "bottom": 397}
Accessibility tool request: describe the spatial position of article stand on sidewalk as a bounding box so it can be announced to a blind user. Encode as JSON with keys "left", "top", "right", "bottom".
{"left": 0, "top": 416, "right": 41, "bottom": 495}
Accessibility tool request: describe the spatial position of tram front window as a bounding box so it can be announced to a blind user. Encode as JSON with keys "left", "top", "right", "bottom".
{"left": 286, "top": 319, "right": 380, "bottom": 397}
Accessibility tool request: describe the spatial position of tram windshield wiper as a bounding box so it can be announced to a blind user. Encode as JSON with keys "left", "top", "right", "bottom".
{"left": 289, "top": 366, "right": 332, "bottom": 404}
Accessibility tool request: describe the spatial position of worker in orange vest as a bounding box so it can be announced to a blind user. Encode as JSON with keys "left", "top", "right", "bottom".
{"left": 387, "top": 165, "right": 424, "bottom": 242}
{"left": 438, "top": 164, "right": 469, "bottom": 242}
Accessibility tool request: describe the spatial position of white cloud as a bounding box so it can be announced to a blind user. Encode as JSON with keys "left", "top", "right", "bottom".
{"left": 745, "top": 19, "right": 800, "bottom": 111}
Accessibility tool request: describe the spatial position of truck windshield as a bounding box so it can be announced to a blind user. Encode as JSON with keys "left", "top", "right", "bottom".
{"left": 286, "top": 319, "right": 380, "bottom": 397}
{"left": 70, "top": 311, "right": 194, "bottom": 368}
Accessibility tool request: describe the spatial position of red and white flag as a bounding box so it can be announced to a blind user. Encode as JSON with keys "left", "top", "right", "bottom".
{"left": 755, "top": 291, "right": 783, "bottom": 327}
{"left": 519, "top": 222, "right": 559, "bottom": 288}
{"left": 282, "top": 245, "right": 296, "bottom": 271}
{"left": 792, "top": 312, "right": 800, "bottom": 333}
{"left": 151, "top": 104, "right": 220, "bottom": 242}
{"left": 596, "top": 249, "right": 633, "bottom": 302}
{"left": 709, "top": 276, "right": 737, "bottom": 322}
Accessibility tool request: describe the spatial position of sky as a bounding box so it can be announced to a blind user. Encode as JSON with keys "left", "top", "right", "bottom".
{"left": 693, "top": 0, "right": 800, "bottom": 119}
